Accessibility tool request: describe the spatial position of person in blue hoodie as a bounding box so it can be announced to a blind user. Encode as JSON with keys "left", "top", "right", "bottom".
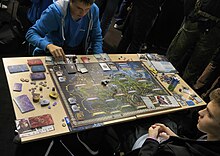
{"left": 26, "top": 0, "right": 103, "bottom": 61}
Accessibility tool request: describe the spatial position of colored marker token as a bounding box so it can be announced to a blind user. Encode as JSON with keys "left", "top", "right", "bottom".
{"left": 49, "top": 92, "right": 59, "bottom": 99}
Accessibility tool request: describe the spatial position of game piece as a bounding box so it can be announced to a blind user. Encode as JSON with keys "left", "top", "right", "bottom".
{"left": 52, "top": 87, "right": 55, "bottom": 91}
{"left": 80, "top": 68, "right": 88, "bottom": 73}
{"left": 40, "top": 99, "right": 50, "bottom": 106}
{"left": 62, "top": 123, "right": 66, "bottom": 127}
{"left": 30, "top": 81, "right": 36, "bottom": 85}
{"left": 75, "top": 111, "right": 84, "bottom": 121}
{"left": 30, "top": 72, "right": 46, "bottom": 81}
{"left": 68, "top": 97, "right": 76, "bottom": 105}
{"left": 27, "top": 59, "right": 43, "bottom": 66}
{"left": 20, "top": 78, "right": 25, "bottom": 82}
{"left": 56, "top": 71, "right": 63, "bottom": 76}
{"left": 66, "top": 54, "right": 77, "bottom": 63}
{"left": 33, "top": 93, "right": 40, "bottom": 103}
{"left": 71, "top": 105, "right": 79, "bottom": 112}
{"left": 8, "top": 64, "right": 29, "bottom": 74}
{"left": 168, "top": 77, "right": 179, "bottom": 91}
{"left": 24, "top": 79, "right": 29, "bottom": 82}
{"left": 13, "top": 83, "right": 22, "bottom": 92}
{"left": 14, "top": 95, "right": 35, "bottom": 113}
{"left": 58, "top": 76, "right": 66, "bottom": 82}
{"left": 49, "top": 92, "right": 59, "bottom": 99}
{"left": 39, "top": 87, "right": 43, "bottom": 91}
{"left": 52, "top": 102, "right": 57, "bottom": 106}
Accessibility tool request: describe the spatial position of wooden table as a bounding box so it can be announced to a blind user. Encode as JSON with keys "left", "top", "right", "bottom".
{"left": 2, "top": 54, "right": 206, "bottom": 143}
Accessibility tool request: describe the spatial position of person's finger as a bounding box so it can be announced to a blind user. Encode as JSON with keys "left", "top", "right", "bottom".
{"left": 159, "top": 132, "right": 170, "bottom": 140}
{"left": 60, "top": 49, "right": 67, "bottom": 62}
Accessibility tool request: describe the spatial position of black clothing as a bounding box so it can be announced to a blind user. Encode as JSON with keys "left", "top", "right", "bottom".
{"left": 127, "top": 136, "right": 220, "bottom": 156}
{"left": 117, "top": 0, "right": 165, "bottom": 53}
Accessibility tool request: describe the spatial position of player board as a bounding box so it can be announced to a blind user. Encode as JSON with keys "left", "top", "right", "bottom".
{"left": 47, "top": 61, "right": 180, "bottom": 131}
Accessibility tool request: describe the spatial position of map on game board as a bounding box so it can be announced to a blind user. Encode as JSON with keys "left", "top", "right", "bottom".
{"left": 47, "top": 61, "right": 180, "bottom": 130}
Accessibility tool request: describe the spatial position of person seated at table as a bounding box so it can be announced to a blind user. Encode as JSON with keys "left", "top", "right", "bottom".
{"left": 118, "top": 88, "right": 220, "bottom": 156}
{"left": 26, "top": 0, "right": 103, "bottom": 61}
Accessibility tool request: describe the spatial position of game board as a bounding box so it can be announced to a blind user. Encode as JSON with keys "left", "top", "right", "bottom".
{"left": 47, "top": 61, "right": 180, "bottom": 131}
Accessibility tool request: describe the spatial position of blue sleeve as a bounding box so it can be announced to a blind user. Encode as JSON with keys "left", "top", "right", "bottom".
{"left": 25, "top": 5, "right": 60, "bottom": 51}
{"left": 90, "top": 5, "right": 103, "bottom": 54}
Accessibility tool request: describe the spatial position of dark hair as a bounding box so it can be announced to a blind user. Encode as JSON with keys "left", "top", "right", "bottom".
{"left": 72, "top": 0, "right": 95, "bottom": 5}
{"left": 209, "top": 88, "right": 220, "bottom": 105}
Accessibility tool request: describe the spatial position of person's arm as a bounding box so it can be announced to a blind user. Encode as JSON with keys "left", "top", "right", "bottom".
{"left": 138, "top": 126, "right": 176, "bottom": 156}
{"left": 26, "top": 6, "right": 58, "bottom": 51}
{"left": 90, "top": 5, "right": 103, "bottom": 54}
{"left": 26, "top": 4, "right": 66, "bottom": 61}
{"left": 154, "top": 123, "right": 178, "bottom": 139}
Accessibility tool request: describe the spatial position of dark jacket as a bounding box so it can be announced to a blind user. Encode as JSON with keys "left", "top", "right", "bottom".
{"left": 126, "top": 136, "right": 220, "bottom": 156}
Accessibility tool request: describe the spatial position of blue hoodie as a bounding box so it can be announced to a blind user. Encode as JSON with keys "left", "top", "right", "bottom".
{"left": 26, "top": 0, "right": 103, "bottom": 55}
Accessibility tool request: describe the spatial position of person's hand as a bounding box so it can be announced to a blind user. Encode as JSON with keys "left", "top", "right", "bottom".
{"left": 47, "top": 44, "right": 67, "bottom": 62}
{"left": 154, "top": 123, "right": 178, "bottom": 137}
{"left": 148, "top": 125, "right": 160, "bottom": 139}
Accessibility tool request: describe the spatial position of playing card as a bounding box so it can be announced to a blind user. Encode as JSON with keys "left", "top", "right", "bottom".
{"left": 99, "top": 62, "right": 111, "bottom": 71}
{"left": 107, "top": 62, "right": 118, "bottom": 71}
{"left": 14, "top": 95, "right": 35, "bottom": 113}
{"left": 81, "top": 57, "right": 90, "bottom": 63}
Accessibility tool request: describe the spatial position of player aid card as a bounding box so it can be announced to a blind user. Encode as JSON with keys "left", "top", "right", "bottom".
{"left": 99, "top": 62, "right": 111, "bottom": 71}
{"left": 13, "top": 83, "right": 22, "bottom": 92}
